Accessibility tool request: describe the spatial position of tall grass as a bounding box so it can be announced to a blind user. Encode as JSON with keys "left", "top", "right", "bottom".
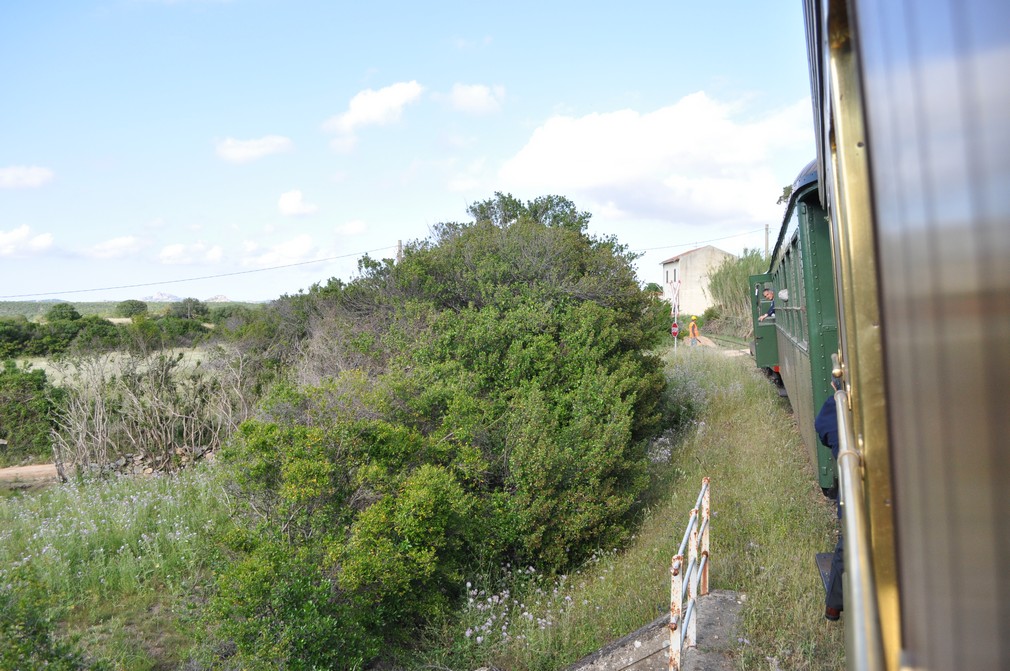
{"left": 411, "top": 347, "right": 843, "bottom": 670}
{"left": 0, "top": 466, "right": 231, "bottom": 668}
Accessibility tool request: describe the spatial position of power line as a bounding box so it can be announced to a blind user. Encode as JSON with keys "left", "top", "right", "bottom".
{"left": 631, "top": 228, "right": 765, "bottom": 254}
{"left": 2, "top": 227, "right": 765, "bottom": 300}
{"left": 0, "top": 246, "right": 396, "bottom": 300}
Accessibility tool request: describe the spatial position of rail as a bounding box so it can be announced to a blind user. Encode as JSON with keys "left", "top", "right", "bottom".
{"left": 834, "top": 389, "right": 884, "bottom": 671}
{"left": 669, "top": 477, "right": 710, "bottom": 671}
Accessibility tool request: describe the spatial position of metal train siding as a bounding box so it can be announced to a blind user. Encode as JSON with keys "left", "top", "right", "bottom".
{"left": 798, "top": 0, "right": 1009, "bottom": 668}
{"left": 750, "top": 161, "right": 839, "bottom": 493}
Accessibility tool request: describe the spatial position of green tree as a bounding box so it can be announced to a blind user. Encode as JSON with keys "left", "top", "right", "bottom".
{"left": 44, "top": 303, "right": 81, "bottom": 322}
{"left": 170, "top": 297, "right": 209, "bottom": 320}
{"left": 115, "top": 299, "right": 148, "bottom": 318}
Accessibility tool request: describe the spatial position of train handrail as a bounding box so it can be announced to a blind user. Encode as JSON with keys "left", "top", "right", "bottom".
{"left": 670, "top": 477, "right": 710, "bottom": 671}
{"left": 834, "top": 389, "right": 885, "bottom": 671}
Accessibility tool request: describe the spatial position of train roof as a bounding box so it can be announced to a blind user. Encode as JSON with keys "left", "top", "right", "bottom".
{"left": 792, "top": 159, "right": 817, "bottom": 193}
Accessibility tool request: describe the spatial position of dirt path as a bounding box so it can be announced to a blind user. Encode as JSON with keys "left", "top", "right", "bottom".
{"left": 0, "top": 463, "right": 59, "bottom": 488}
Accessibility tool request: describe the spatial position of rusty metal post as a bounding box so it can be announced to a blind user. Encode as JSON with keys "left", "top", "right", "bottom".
{"left": 670, "top": 555, "right": 683, "bottom": 671}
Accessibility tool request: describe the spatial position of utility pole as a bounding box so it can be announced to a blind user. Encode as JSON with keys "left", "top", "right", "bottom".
{"left": 396, "top": 240, "right": 403, "bottom": 264}
{"left": 764, "top": 224, "right": 769, "bottom": 258}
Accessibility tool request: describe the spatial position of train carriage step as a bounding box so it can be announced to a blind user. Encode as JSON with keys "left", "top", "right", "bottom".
{"left": 815, "top": 552, "right": 832, "bottom": 593}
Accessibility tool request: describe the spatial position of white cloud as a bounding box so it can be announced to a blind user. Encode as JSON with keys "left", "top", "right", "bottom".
{"left": 0, "top": 166, "right": 54, "bottom": 189}
{"left": 449, "top": 83, "right": 505, "bottom": 114}
{"left": 337, "top": 220, "right": 366, "bottom": 236}
{"left": 158, "top": 242, "right": 224, "bottom": 265}
{"left": 0, "top": 225, "right": 53, "bottom": 255}
{"left": 498, "top": 92, "right": 812, "bottom": 225}
{"left": 242, "top": 234, "right": 319, "bottom": 267}
{"left": 278, "top": 189, "right": 319, "bottom": 216}
{"left": 86, "top": 236, "right": 144, "bottom": 259}
{"left": 323, "top": 81, "right": 424, "bottom": 151}
{"left": 215, "top": 135, "right": 293, "bottom": 163}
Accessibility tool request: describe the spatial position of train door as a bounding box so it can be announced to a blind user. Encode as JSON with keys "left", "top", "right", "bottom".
{"left": 749, "top": 273, "right": 779, "bottom": 370}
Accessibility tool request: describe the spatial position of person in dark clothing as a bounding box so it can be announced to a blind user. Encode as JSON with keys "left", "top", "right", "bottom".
{"left": 758, "top": 288, "right": 776, "bottom": 322}
{"left": 816, "top": 378, "right": 844, "bottom": 621}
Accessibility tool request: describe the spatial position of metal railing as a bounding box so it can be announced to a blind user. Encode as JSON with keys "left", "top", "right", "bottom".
{"left": 669, "top": 477, "right": 710, "bottom": 671}
{"left": 834, "top": 389, "right": 884, "bottom": 671}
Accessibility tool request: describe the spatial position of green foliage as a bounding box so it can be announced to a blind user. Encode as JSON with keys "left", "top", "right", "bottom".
{"left": 71, "top": 315, "right": 122, "bottom": 352}
{"left": 45, "top": 302, "right": 82, "bottom": 322}
{"left": 120, "top": 315, "right": 162, "bottom": 353}
{"left": 208, "top": 193, "right": 677, "bottom": 667}
{"left": 0, "top": 360, "right": 60, "bottom": 466}
{"left": 207, "top": 303, "right": 256, "bottom": 326}
{"left": 153, "top": 315, "right": 208, "bottom": 346}
{"left": 169, "top": 297, "right": 210, "bottom": 320}
{"left": 208, "top": 541, "right": 379, "bottom": 671}
{"left": 340, "top": 464, "right": 475, "bottom": 627}
{"left": 0, "top": 316, "right": 38, "bottom": 358}
{"left": 0, "top": 305, "right": 215, "bottom": 358}
{"left": 221, "top": 420, "right": 353, "bottom": 540}
{"left": 0, "top": 564, "right": 110, "bottom": 670}
{"left": 706, "top": 248, "right": 769, "bottom": 336}
{"left": 115, "top": 299, "right": 148, "bottom": 318}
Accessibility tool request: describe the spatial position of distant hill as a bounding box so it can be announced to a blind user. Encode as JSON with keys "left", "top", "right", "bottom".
{"left": 142, "top": 292, "right": 182, "bottom": 302}
{"left": 138, "top": 293, "right": 234, "bottom": 303}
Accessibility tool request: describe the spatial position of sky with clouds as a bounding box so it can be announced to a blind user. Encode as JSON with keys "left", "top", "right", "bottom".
{"left": 1, "top": 0, "right": 815, "bottom": 302}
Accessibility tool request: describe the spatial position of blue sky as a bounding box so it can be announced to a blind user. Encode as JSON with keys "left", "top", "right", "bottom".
{"left": 1, "top": 0, "right": 814, "bottom": 302}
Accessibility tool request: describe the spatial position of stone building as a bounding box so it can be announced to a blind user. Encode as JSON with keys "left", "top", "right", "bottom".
{"left": 660, "top": 245, "right": 736, "bottom": 317}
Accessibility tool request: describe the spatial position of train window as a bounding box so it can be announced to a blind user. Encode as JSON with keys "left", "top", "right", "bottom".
{"left": 796, "top": 241, "right": 806, "bottom": 343}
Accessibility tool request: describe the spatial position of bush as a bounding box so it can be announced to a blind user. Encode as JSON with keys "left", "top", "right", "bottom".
{"left": 44, "top": 303, "right": 82, "bottom": 322}
{"left": 0, "top": 360, "right": 60, "bottom": 466}
{"left": 207, "top": 541, "right": 379, "bottom": 671}
{"left": 0, "top": 317, "right": 37, "bottom": 359}
{"left": 71, "top": 315, "right": 122, "bottom": 352}
{"left": 115, "top": 300, "right": 148, "bottom": 318}
{"left": 0, "top": 564, "right": 109, "bottom": 670}
{"left": 340, "top": 464, "right": 475, "bottom": 628}
{"left": 209, "top": 194, "right": 673, "bottom": 667}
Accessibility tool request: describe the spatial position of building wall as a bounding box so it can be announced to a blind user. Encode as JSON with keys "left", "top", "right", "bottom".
{"left": 661, "top": 246, "right": 735, "bottom": 317}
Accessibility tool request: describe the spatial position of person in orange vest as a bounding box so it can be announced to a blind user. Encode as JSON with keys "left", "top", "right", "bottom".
{"left": 688, "top": 315, "right": 700, "bottom": 346}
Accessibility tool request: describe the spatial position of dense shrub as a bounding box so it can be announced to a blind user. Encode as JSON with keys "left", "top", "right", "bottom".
{"left": 115, "top": 299, "right": 148, "bottom": 318}
{"left": 208, "top": 540, "right": 379, "bottom": 671}
{"left": 209, "top": 193, "right": 675, "bottom": 667}
{"left": 71, "top": 315, "right": 122, "bottom": 352}
{"left": 0, "top": 316, "right": 36, "bottom": 359}
{"left": 0, "top": 360, "right": 60, "bottom": 466}
{"left": 155, "top": 316, "right": 208, "bottom": 346}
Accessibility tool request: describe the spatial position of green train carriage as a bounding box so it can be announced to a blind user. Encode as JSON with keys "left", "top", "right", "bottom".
{"left": 750, "top": 160, "right": 839, "bottom": 494}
